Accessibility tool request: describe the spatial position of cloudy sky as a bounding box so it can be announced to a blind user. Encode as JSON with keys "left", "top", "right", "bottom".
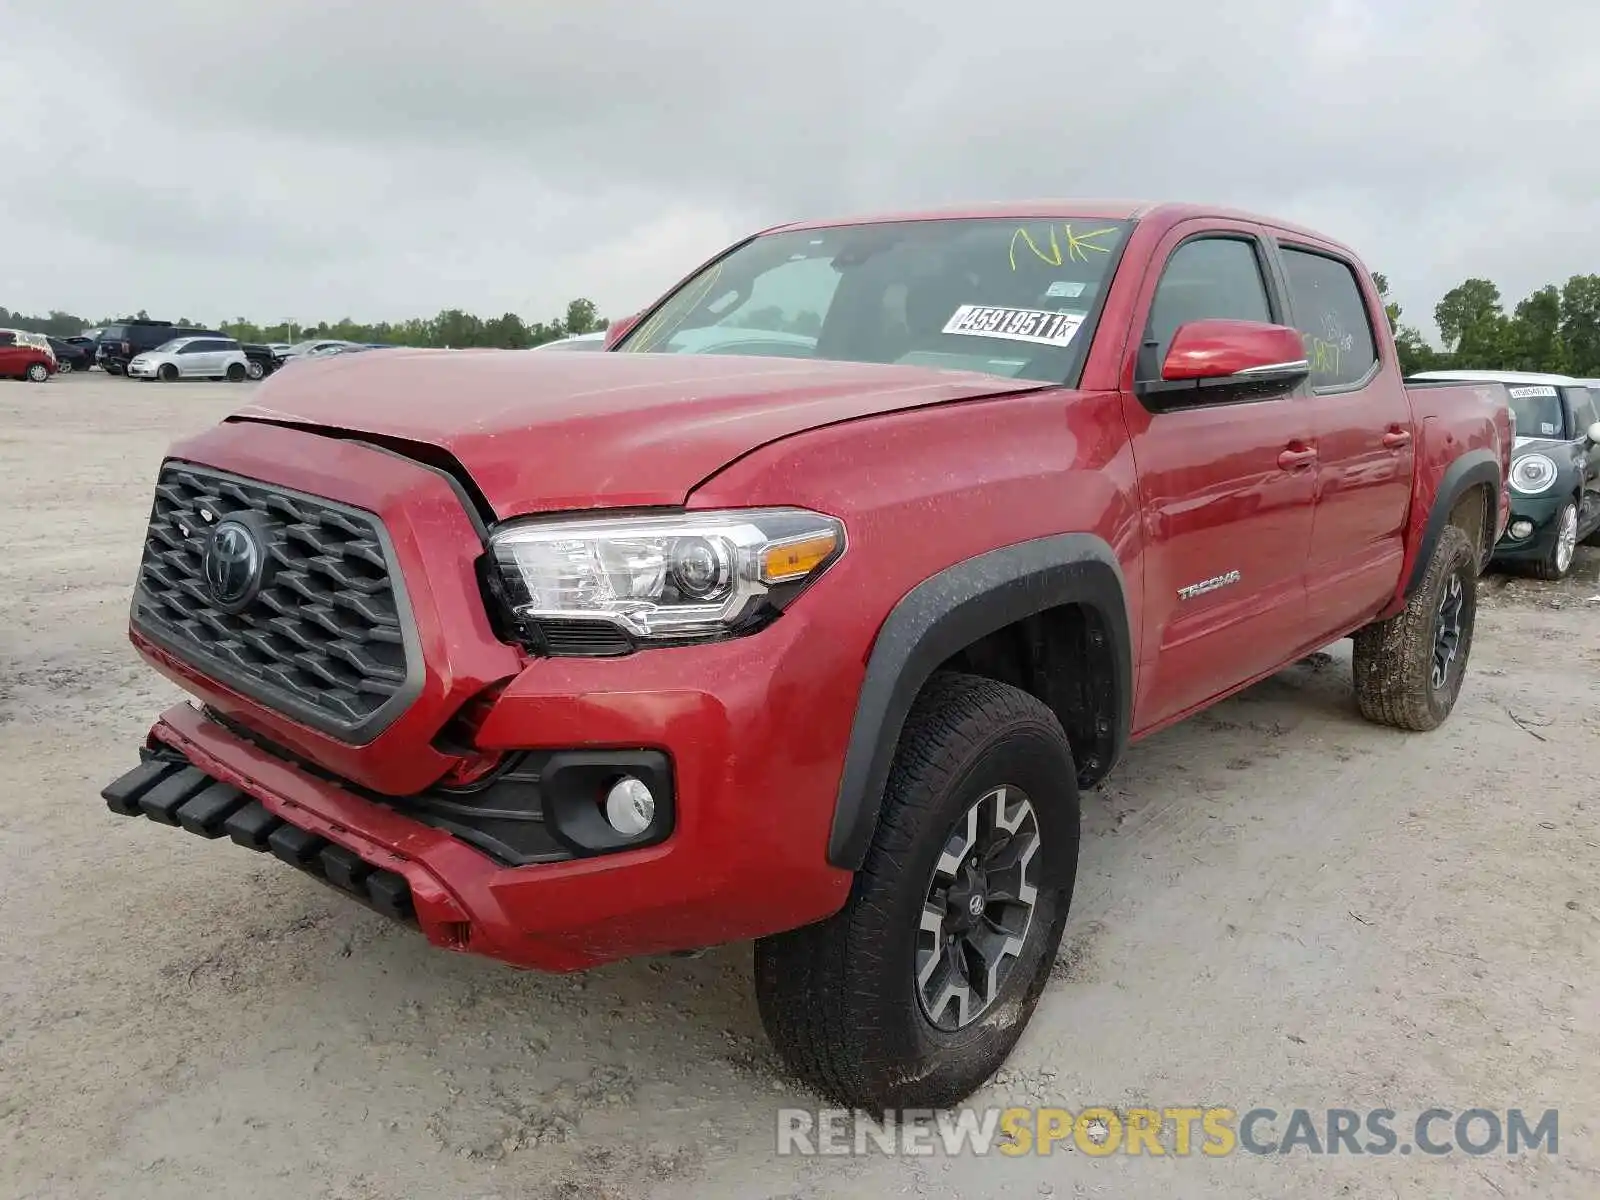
{"left": 3, "top": 0, "right": 1594, "bottom": 341}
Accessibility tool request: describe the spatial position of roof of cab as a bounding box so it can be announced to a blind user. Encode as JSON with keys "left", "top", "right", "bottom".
{"left": 763, "top": 200, "right": 1346, "bottom": 247}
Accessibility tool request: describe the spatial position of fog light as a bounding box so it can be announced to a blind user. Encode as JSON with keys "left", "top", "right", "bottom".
{"left": 1511, "top": 519, "right": 1534, "bottom": 539}
{"left": 604, "top": 777, "right": 655, "bottom": 837}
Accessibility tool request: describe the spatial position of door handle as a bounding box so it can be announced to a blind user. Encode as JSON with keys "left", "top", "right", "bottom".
{"left": 1382, "top": 428, "right": 1412, "bottom": 449}
{"left": 1278, "top": 446, "right": 1318, "bottom": 471}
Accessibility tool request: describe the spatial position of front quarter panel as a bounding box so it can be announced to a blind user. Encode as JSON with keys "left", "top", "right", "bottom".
{"left": 689, "top": 386, "right": 1142, "bottom": 866}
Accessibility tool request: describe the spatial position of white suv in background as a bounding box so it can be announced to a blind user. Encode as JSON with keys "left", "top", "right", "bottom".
{"left": 127, "top": 336, "right": 253, "bottom": 382}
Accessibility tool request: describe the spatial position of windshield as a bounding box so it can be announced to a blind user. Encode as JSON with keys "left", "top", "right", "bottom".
{"left": 152, "top": 338, "right": 187, "bottom": 354}
{"left": 614, "top": 217, "right": 1133, "bottom": 382}
{"left": 1507, "top": 385, "right": 1567, "bottom": 439}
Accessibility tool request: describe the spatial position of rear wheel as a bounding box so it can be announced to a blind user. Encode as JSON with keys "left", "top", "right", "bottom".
{"left": 245, "top": 360, "right": 264, "bottom": 380}
{"left": 226, "top": 362, "right": 247, "bottom": 382}
{"left": 56, "top": 359, "right": 73, "bottom": 374}
{"left": 1531, "top": 502, "right": 1579, "bottom": 580}
{"left": 25, "top": 362, "right": 49, "bottom": 382}
{"left": 754, "top": 672, "right": 1080, "bottom": 1110}
{"left": 1352, "top": 523, "right": 1478, "bottom": 731}
{"left": 158, "top": 363, "right": 179, "bottom": 382}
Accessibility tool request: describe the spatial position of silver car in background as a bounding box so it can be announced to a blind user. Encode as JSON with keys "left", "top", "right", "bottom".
{"left": 281, "top": 338, "right": 370, "bottom": 359}
{"left": 533, "top": 331, "right": 607, "bottom": 351}
{"left": 127, "top": 336, "right": 253, "bottom": 382}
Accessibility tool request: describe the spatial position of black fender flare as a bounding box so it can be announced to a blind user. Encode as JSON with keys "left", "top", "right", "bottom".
{"left": 825, "top": 533, "right": 1134, "bottom": 870}
{"left": 1405, "top": 449, "right": 1503, "bottom": 597}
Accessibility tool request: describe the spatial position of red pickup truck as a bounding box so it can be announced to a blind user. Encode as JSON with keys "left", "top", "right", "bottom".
{"left": 103, "top": 201, "right": 1511, "bottom": 1111}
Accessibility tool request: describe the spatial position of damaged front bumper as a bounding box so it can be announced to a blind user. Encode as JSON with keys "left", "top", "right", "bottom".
{"left": 103, "top": 743, "right": 421, "bottom": 927}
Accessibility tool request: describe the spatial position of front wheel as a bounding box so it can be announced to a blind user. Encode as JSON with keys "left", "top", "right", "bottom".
{"left": 158, "top": 363, "right": 179, "bottom": 382}
{"left": 754, "top": 673, "right": 1080, "bottom": 1110}
{"left": 1531, "top": 502, "right": 1578, "bottom": 580}
{"left": 1352, "top": 523, "right": 1478, "bottom": 731}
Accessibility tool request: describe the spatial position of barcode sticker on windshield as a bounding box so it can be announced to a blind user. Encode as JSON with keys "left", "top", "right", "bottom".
{"left": 943, "top": 305, "right": 1084, "bottom": 346}
{"left": 1508, "top": 385, "right": 1557, "bottom": 398}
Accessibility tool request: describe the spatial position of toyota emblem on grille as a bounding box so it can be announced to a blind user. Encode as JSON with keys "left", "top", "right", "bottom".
{"left": 203, "top": 519, "right": 264, "bottom": 609}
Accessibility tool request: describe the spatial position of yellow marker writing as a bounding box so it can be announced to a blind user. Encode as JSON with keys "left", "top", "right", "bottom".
{"left": 1009, "top": 227, "right": 1063, "bottom": 270}
{"left": 1062, "top": 225, "right": 1120, "bottom": 263}
{"left": 630, "top": 262, "right": 725, "bottom": 353}
{"left": 1010, "top": 224, "right": 1120, "bottom": 270}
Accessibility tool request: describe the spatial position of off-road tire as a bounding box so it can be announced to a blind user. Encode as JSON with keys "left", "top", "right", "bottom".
{"left": 25, "top": 363, "right": 49, "bottom": 382}
{"left": 1530, "top": 501, "right": 1578, "bottom": 580}
{"left": 1352, "top": 523, "right": 1478, "bottom": 731}
{"left": 158, "top": 363, "right": 179, "bottom": 382}
{"left": 754, "top": 672, "right": 1080, "bottom": 1111}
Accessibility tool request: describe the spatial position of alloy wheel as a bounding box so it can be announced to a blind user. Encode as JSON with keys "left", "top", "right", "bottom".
{"left": 915, "top": 785, "right": 1041, "bottom": 1031}
{"left": 1431, "top": 571, "right": 1465, "bottom": 691}
{"left": 1555, "top": 505, "right": 1578, "bottom": 575}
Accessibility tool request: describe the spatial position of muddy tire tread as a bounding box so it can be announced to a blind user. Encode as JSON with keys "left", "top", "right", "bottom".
{"left": 1352, "top": 523, "right": 1476, "bottom": 732}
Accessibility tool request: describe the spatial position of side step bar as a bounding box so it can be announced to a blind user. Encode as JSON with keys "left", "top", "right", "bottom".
{"left": 102, "top": 751, "right": 417, "bottom": 925}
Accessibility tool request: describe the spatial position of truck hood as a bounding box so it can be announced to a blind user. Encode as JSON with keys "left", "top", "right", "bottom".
{"left": 230, "top": 348, "right": 1048, "bottom": 517}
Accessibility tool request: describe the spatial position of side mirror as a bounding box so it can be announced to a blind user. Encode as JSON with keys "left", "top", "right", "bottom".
{"left": 1137, "top": 319, "right": 1310, "bottom": 407}
{"left": 1587, "top": 421, "right": 1600, "bottom": 446}
{"left": 603, "top": 313, "right": 640, "bottom": 350}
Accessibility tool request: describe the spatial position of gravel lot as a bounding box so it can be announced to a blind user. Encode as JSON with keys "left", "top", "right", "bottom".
{"left": 3, "top": 371, "right": 1598, "bottom": 1200}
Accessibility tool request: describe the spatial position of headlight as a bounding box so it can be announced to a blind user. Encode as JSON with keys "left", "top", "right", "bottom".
{"left": 489, "top": 507, "right": 846, "bottom": 647}
{"left": 1509, "top": 453, "right": 1558, "bottom": 495}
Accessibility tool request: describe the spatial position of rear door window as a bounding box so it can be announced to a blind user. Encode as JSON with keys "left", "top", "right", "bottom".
{"left": 1278, "top": 247, "right": 1379, "bottom": 390}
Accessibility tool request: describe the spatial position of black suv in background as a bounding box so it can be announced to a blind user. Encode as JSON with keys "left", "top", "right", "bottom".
{"left": 96, "top": 320, "right": 227, "bottom": 374}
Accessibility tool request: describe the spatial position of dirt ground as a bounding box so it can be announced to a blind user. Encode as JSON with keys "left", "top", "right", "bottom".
{"left": 2, "top": 371, "right": 1598, "bottom": 1200}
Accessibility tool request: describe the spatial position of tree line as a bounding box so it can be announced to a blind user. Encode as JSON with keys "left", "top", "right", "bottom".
{"left": 7, "top": 271, "right": 1600, "bottom": 377}
{"left": 1378, "top": 273, "right": 1600, "bottom": 378}
{"left": 0, "top": 298, "right": 608, "bottom": 349}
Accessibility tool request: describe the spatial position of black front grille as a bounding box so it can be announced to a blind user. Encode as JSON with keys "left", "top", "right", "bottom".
{"left": 133, "top": 461, "right": 419, "bottom": 741}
